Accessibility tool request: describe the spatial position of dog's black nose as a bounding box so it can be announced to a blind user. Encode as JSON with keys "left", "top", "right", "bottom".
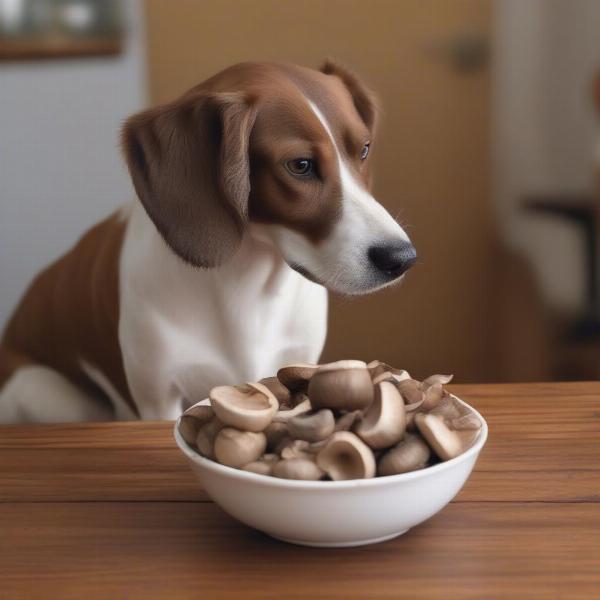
{"left": 368, "top": 242, "right": 417, "bottom": 278}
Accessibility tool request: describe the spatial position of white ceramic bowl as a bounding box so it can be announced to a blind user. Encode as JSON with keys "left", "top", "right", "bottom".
{"left": 174, "top": 396, "right": 488, "bottom": 547}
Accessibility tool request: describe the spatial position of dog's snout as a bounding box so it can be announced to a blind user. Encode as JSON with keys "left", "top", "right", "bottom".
{"left": 368, "top": 242, "right": 417, "bottom": 279}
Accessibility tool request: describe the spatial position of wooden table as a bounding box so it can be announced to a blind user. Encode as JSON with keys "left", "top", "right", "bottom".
{"left": 1, "top": 382, "right": 599, "bottom": 599}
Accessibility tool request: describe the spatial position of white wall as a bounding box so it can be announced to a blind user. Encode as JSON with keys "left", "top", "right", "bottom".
{"left": 0, "top": 0, "right": 146, "bottom": 331}
{"left": 493, "top": 0, "right": 600, "bottom": 311}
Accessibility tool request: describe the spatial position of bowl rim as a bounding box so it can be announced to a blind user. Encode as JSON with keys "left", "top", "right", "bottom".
{"left": 173, "top": 394, "right": 488, "bottom": 490}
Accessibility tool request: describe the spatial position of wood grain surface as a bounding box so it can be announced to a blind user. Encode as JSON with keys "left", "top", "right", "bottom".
{"left": 1, "top": 382, "right": 599, "bottom": 599}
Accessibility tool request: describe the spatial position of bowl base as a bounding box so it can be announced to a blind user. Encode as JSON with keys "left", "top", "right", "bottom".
{"left": 269, "top": 529, "right": 409, "bottom": 548}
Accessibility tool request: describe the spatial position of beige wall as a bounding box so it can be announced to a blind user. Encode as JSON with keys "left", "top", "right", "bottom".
{"left": 144, "top": 0, "right": 495, "bottom": 382}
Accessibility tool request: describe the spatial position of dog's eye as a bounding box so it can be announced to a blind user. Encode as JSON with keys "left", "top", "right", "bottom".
{"left": 286, "top": 158, "right": 314, "bottom": 177}
{"left": 360, "top": 143, "right": 370, "bottom": 161}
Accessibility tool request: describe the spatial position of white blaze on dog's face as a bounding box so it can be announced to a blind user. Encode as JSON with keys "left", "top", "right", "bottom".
{"left": 122, "top": 61, "right": 416, "bottom": 294}
{"left": 247, "top": 62, "right": 416, "bottom": 294}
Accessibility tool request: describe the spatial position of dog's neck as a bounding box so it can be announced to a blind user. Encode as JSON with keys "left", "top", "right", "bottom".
{"left": 118, "top": 201, "right": 327, "bottom": 418}
{"left": 121, "top": 201, "right": 295, "bottom": 300}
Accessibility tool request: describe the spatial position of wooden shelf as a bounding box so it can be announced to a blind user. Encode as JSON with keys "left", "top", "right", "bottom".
{"left": 0, "top": 36, "right": 122, "bottom": 61}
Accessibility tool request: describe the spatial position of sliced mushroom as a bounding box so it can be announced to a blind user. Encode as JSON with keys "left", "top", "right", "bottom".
{"left": 272, "top": 398, "right": 312, "bottom": 422}
{"left": 334, "top": 410, "right": 362, "bottom": 432}
{"left": 195, "top": 418, "right": 224, "bottom": 459}
{"left": 264, "top": 421, "right": 289, "bottom": 451}
{"left": 214, "top": 427, "right": 267, "bottom": 468}
{"left": 420, "top": 382, "right": 445, "bottom": 411}
{"left": 258, "top": 376, "right": 292, "bottom": 408}
{"left": 178, "top": 405, "right": 214, "bottom": 447}
{"left": 422, "top": 373, "right": 454, "bottom": 388}
{"left": 367, "top": 361, "right": 411, "bottom": 383}
{"left": 395, "top": 378, "right": 425, "bottom": 408}
{"left": 287, "top": 409, "right": 335, "bottom": 442}
{"left": 316, "top": 431, "right": 376, "bottom": 480}
{"left": 276, "top": 363, "right": 319, "bottom": 392}
{"left": 415, "top": 413, "right": 467, "bottom": 461}
{"left": 242, "top": 453, "right": 279, "bottom": 476}
{"left": 308, "top": 360, "right": 374, "bottom": 411}
{"left": 209, "top": 382, "right": 278, "bottom": 432}
{"left": 354, "top": 381, "right": 406, "bottom": 449}
{"left": 377, "top": 433, "right": 431, "bottom": 476}
{"left": 272, "top": 458, "right": 324, "bottom": 480}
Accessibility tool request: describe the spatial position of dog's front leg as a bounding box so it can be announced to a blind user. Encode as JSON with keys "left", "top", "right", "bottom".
{"left": 122, "top": 343, "right": 234, "bottom": 420}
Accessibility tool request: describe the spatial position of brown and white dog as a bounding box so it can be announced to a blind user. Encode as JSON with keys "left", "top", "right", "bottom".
{"left": 0, "top": 61, "right": 416, "bottom": 423}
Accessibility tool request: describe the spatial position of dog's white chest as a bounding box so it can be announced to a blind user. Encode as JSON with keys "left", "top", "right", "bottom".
{"left": 118, "top": 204, "right": 327, "bottom": 418}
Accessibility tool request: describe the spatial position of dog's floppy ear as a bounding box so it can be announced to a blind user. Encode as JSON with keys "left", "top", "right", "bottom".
{"left": 320, "top": 59, "right": 378, "bottom": 132}
{"left": 122, "top": 91, "right": 257, "bottom": 268}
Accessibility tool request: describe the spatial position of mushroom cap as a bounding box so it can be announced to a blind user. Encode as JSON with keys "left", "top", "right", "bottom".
{"left": 258, "top": 377, "right": 292, "bottom": 408}
{"left": 316, "top": 431, "right": 376, "bottom": 480}
{"left": 214, "top": 427, "right": 267, "bottom": 468}
{"left": 195, "top": 418, "right": 225, "bottom": 459}
{"left": 242, "top": 453, "right": 279, "bottom": 476}
{"left": 414, "top": 413, "right": 464, "bottom": 461}
{"left": 377, "top": 433, "right": 431, "bottom": 476}
{"left": 178, "top": 405, "right": 214, "bottom": 447}
{"left": 272, "top": 458, "right": 324, "bottom": 480}
{"left": 287, "top": 409, "right": 335, "bottom": 442}
{"left": 276, "top": 363, "right": 319, "bottom": 392}
{"left": 209, "top": 382, "right": 278, "bottom": 432}
{"left": 354, "top": 381, "right": 406, "bottom": 449}
{"left": 308, "top": 360, "right": 374, "bottom": 411}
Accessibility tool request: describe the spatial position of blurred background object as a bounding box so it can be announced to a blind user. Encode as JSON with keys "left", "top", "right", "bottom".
{"left": 0, "top": 0, "right": 124, "bottom": 59}
{"left": 1, "top": 0, "right": 599, "bottom": 383}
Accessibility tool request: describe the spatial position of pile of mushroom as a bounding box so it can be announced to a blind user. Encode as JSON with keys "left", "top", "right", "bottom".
{"left": 178, "top": 360, "right": 482, "bottom": 481}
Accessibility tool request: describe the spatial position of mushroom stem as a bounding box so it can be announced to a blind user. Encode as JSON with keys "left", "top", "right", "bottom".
{"left": 272, "top": 398, "right": 312, "bottom": 422}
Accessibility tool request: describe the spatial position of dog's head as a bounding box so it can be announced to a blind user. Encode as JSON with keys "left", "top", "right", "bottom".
{"left": 122, "top": 61, "right": 416, "bottom": 294}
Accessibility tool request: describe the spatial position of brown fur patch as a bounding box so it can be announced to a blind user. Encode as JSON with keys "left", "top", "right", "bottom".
{"left": 122, "top": 91, "right": 257, "bottom": 268}
{"left": 0, "top": 212, "right": 134, "bottom": 414}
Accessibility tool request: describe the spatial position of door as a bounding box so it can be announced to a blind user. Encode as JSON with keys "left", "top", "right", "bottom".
{"left": 144, "top": 0, "right": 493, "bottom": 382}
